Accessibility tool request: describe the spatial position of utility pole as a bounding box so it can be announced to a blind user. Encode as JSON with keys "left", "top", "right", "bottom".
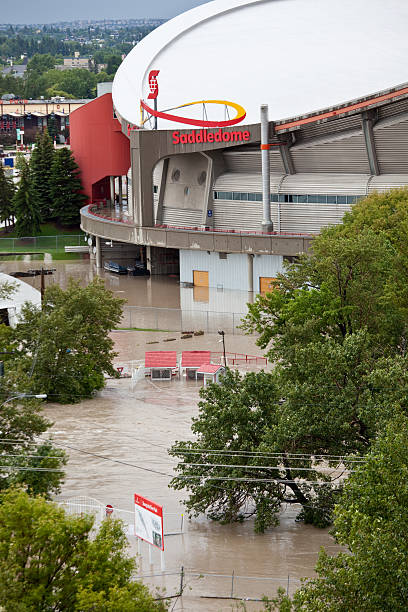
{"left": 218, "top": 330, "right": 226, "bottom": 366}
{"left": 40, "top": 268, "right": 45, "bottom": 301}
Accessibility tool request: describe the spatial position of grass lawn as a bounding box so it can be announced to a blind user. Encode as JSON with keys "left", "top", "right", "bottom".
{"left": 0, "top": 224, "right": 85, "bottom": 260}
{"left": 0, "top": 222, "right": 83, "bottom": 238}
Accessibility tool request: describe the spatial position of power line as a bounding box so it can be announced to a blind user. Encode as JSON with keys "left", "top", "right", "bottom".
{"left": 0, "top": 438, "right": 366, "bottom": 467}
{"left": 179, "top": 476, "right": 344, "bottom": 485}
{"left": 171, "top": 448, "right": 367, "bottom": 462}
{"left": 0, "top": 433, "right": 169, "bottom": 453}
{"left": 179, "top": 462, "right": 355, "bottom": 473}
{"left": 0, "top": 439, "right": 43, "bottom": 445}
{"left": 46, "top": 441, "right": 173, "bottom": 478}
{"left": 0, "top": 467, "right": 345, "bottom": 483}
{"left": 0, "top": 465, "right": 64, "bottom": 472}
{"left": 0, "top": 453, "right": 65, "bottom": 459}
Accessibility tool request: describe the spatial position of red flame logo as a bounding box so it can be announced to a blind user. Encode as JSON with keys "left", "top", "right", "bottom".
{"left": 147, "top": 70, "right": 160, "bottom": 100}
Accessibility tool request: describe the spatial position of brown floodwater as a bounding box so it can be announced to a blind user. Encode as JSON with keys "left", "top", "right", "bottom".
{"left": 0, "top": 258, "right": 343, "bottom": 610}
{"left": 0, "top": 259, "right": 182, "bottom": 307}
{"left": 42, "top": 374, "right": 342, "bottom": 611}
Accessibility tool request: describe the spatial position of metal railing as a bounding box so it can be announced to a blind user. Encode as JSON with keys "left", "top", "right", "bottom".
{"left": 86, "top": 202, "right": 315, "bottom": 237}
{"left": 57, "top": 496, "right": 184, "bottom": 537}
{"left": 154, "top": 223, "right": 316, "bottom": 237}
{"left": 112, "top": 354, "right": 267, "bottom": 379}
{"left": 120, "top": 305, "right": 247, "bottom": 335}
{"left": 88, "top": 203, "right": 134, "bottom": 225}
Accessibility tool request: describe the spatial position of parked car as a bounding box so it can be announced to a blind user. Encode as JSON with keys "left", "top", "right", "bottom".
{"left": 127, "top": 262, "right": 150, "bottom": 276}
{"left": 104, "top": 261, "right": 128, "bottom": 274}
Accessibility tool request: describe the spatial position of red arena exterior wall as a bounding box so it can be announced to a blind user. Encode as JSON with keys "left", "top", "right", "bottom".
{"left": 70, "top": 93, "right": 130, "bottom": 202}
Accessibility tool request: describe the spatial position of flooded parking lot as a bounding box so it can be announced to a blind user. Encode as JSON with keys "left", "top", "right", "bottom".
{"left": 43, "top": 374, "right": 341, "bottom": 611}
{"left": 0, "top": 258, "right": 342, "bottom": 610}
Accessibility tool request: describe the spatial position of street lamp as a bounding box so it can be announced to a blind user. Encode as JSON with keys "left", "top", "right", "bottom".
{"left": 218, "top": 330, "right": 226, "bottom": 366}
{"left": 1, "top": 394, "right": 47, "bottom": 407}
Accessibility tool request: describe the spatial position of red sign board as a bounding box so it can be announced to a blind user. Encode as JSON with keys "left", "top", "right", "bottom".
{"left": 134, "top": 494, "right": 164, "bottom": 550}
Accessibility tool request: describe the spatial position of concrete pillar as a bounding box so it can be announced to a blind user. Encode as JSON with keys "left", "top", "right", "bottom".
{"left": 247, "top": 254, "right": 254, "bottom": 293}
{"left": 118, "top": 176, "right": 123, "bottom": 206}
{"left": 95, "top": 235, "right": 102, "bottom": 269}
{"left": 110, "top": 176, "right": 115, "bottom": 205}
{"left": 146, "top": 245, "right": 152, "bottom": 274}
{"left": 126, "top": 171, "right": 133, "bottom": 218}
{"left": 261, "top": 105, "right": 273, "bottom": 233}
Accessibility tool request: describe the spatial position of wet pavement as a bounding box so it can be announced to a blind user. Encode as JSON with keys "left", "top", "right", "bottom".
{"left": 0, "top": 258, "right": 342, "bottom": 610}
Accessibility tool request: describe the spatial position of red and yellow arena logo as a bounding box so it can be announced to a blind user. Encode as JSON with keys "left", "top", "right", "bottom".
{"left": 141, "top": 70, "right": 246, "bottom": 128}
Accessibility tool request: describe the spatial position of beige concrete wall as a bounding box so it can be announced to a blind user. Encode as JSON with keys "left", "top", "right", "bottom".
{"left": 163, "top": 153, "right": 208, "bottom": 210}
{"left": 0, "top": 101, "right": 87, "bottom": 117}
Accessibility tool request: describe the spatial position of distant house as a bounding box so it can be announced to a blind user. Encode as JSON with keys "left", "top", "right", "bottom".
{"left": 2, "top": 65, "right": 27, "bottom": 78}
{"left": 55, "top": 52, "right": 91, "bottom": 71}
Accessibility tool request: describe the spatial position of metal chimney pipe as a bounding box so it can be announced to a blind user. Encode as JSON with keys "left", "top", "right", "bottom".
{"left": 260, "top": 104, "right": 273, "bottom": 232}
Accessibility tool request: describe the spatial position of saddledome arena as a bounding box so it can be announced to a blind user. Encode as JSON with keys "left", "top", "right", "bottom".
{"left": 78, "top": 0, "right": 408, "bottom": 293}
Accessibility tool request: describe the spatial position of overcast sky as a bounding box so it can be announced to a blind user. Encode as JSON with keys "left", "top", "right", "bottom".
{"left": 2, "top": 0, "right": 209, "bottom": 24}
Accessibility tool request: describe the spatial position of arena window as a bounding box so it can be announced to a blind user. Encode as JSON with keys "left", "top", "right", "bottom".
{"left": 213, "top": 191, "right": 364, "bottom": 204}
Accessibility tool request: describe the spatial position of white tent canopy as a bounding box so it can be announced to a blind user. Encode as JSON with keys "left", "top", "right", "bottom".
{"left": 0, "top": 273, "right": 41, "bottom": 328}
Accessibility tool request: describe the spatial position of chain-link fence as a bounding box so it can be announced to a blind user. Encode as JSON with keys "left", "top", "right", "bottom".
{"left": 139, "top": 567, "right": 301, "bottom": 603}
{"left": 0, "top": 235, "right": 85, "bottom": 251}
{"left": 57, "top": 497, "right": 300, "bottom": 603}
{"left": 120, "top": 306, "right": 247, "bottom": 335}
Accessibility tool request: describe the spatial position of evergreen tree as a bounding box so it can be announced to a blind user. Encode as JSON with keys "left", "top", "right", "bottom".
{"left": 13, "top": 157, "right": 41, "bottom": 237}
{"left": 30, "top": 129, "right": 55, "bottom": 221}
{"left": 47, "top": 114, "right": 58, "bottom": 143}
{"left": 0, "top": 164, "right": 15, "bottom": 230}
{"left": 50, "top": 148, "right": 86, "bottom": 226}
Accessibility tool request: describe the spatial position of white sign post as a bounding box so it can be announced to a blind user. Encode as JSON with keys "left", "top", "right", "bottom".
{"left": 134, "top": 494, "right": 165, "bottom": 570}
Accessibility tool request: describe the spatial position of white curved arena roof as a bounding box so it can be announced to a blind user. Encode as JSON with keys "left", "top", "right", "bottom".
{"left": 113, "top": 0, "right": 408, "bottom": 130}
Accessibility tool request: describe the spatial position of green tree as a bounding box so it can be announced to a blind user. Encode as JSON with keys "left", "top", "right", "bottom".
{"left": 24, "top": 72, "right": 49, "bottom": 99}
{"left": 170, "top": 353, "right": 408, "bottom": 532}
{"left": 26, "top": 52, "right": 56, "bottom": 74}
{"left": 0, "top": 283, "right": 66, "bottom": 499}
{"left": 50, "top": 147, "right": 86, "bottom": 226}
{"left": 341, "top": 187, "right": 408, "bottom": 319}
{"left": 47, "top": 113, "right": 58, "bottom": 143}
{"left": 242, "top": 227, "right": 403, "bottom": 360}
{"left": 106, "top": 54, "right": 122, "bottom": 75}
{"left": 10, "top": 278, "right": 124, "bottom": 403}
{"left": 170, "top": 370, "right": 289, "bottom": 533}
{"left": 56, "top": 68, "right": 96, "bottom": 98}
{"left": 171, "top": 222, "right": 408, "bottom": 531}
{"left": 0, "top": 489, "right": 167, "bottom": 611}
{"left": 289, "top": 415, "right": 408, "bottom": 611}
{"left": 0, "top": 163, "right": 15, "bottom": 230}
{"left": 29, "top": 129, "right": 55, "bottom": 221}
{"left": 12, "top": 156, "right": 41, "bottom": 237}
{"left": 0, "top": 385, "right": 66, "bottom": 497}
